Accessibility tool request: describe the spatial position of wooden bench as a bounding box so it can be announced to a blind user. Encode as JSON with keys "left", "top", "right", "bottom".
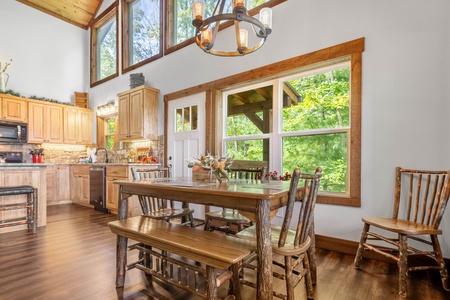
{"left": 108, "top": 216, "right": 253, "bottom": 300}
{"left": 0, "top": 186, "right": 38, "bottom": 233}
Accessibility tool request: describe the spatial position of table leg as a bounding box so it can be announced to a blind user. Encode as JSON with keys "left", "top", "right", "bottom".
{"left": 256, "top": 200, "right": 272, "bottom": 300}
{"left": 116, "top": 187, "right": 129, "bottom": 287}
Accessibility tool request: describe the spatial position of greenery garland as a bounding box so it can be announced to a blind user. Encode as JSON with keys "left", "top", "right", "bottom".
{"left": 1, "top": 89, "right": 74, "bottom": 106}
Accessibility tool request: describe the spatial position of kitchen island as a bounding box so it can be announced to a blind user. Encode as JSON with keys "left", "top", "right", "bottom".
{"left": 0, "top": 164, "right": 48, "bottom": 233}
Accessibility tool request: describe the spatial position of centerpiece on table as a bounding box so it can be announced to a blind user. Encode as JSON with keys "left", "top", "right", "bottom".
{"left": 187, "top": 153, "right": 233, "bottom": 183}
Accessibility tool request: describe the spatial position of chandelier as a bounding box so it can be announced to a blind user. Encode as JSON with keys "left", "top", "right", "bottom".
{"left": 192, "top": 0, "right": 272, "bottom": 56}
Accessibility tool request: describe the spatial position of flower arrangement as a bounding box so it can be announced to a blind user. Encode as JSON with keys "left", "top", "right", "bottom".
{"left": 0, "top": 59, "right": 12, "bottom": 74}
{"left": 187, "top": 153, "right": 233, "bottom": 183}
{"left": 266, "top": 170, "right": 292, "bottom": 181}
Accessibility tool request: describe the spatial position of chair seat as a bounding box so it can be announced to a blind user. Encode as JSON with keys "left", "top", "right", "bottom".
{"left": 143, "top": 208, "right": 194, "bottom": 220}
{"left": 205, "top": 210, "right": 250, "bottom": 224}
{"left": 236, "top": 224, "right": 311, "bottom": 256}
{"left": 362, "top": 216, "right": 442, "bottom": 235}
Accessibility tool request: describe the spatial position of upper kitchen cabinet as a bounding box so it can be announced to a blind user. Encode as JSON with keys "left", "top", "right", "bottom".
{"left": 117, "top": 86, "right": 159, "bottom": 141}
{"left": 63, "top": 106, "right": 93, "bottom": 145}
{"left": 28, "top": 100, "right": 64, "bottom": 143}
{"left": 0, "top": 94, "right": 28, "bottom": 123}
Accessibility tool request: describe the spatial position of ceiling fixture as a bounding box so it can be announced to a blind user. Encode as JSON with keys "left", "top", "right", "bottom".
{"left": 97, "top": 101, "right": 117, "bottom": 117}
{"left": 192, "top": 0, "right": 272, "bottom": 57}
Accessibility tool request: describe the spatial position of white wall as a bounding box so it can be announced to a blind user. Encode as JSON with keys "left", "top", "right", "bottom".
{"left": 0, "top": 1, "right": 87, "bottom": 102}
{"left": 2, "top": 0, "right": 450, "bottom": 256}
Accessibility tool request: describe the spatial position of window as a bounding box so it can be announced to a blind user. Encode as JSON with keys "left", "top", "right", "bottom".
{"left": 165, "top": 38, "right": 364, "bottom": 206}
{"left": 176, "top": 105, "right": 198, "bottom": 132}
{"left": 222, "top": 60, "right": 359, "bottom": 206}
{"left": 122, "top": 0, "right": 163, "bottom": 73}
{"left": 105, "top": 117, "right": 118, "bottom": 150}
{"left": 90, "top": 2, "right": 119, "bottom": 87}
{"left": 165, "top": 0, "right": 281, "bottom": 53}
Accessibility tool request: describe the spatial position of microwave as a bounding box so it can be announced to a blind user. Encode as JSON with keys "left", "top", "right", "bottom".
{"left": 0, "top": 121, "right": 27, "bottom": 143}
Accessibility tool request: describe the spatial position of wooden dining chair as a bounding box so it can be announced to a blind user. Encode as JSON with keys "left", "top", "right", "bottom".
{"left": 130, "top": 167, "right": 195, "bottom": 227}
{"left": 203, "top": 160, "right": 268, "bottom": 235}
{"left": 354, "top": 167, "right": 450, "bottom": 298}
{"left": 236, "top": 167, "right": 322, "bottom": 300}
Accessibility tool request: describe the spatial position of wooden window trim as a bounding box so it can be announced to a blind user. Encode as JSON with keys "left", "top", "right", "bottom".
{"left": 165, "top": 38, "right": 364, "bottom": 207}
{"left": 90, "top": 2, "right": 119, "bottom": 88}
{"left": 121, "top": 0, "right": 164, "bottom": 74}
{"left": 164, "top": 0, "right": 287, "bottom": 55}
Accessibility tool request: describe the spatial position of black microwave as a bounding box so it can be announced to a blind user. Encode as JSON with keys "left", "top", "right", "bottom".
{"left": 0, "top": 121, "right": 27, "bottom": 143}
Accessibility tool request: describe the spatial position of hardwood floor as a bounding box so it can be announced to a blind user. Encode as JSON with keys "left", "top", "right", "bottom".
{"left": 0, "top": 204, "right": 448, "bottom": 300}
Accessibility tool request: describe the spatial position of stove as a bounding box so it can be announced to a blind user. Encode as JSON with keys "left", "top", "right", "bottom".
{"left": 0, "top": 151, "right": 24, "bottom": 163}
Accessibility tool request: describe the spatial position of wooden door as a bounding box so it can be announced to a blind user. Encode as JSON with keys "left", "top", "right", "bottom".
{"left": 117, "top": 94, "right": 130, "bottom": 140}
{"left": 1, "top": 96, "right": 27, "bottom": 122}
{"left": 129, "top": 89, "right": 144, "bottom": 139}
{"left": 46, "top": 105, "right": 64, "bottom": 143}
{"left": 64, "top": 107, "right": 79, "bottom": 144}
{"left": 78, "top": 110, "right": 92, "bottom": 145}
{"left": 28, "top": 102, "right": 46, "bottom": 143}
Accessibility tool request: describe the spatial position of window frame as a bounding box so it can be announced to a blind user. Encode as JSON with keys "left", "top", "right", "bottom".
{"left": 164, "top": 0, "right": 286, "bottom": 55}
{"left": 90, "top": 2, "right": 119, "bottom": 88}
{"left": 164, "top": 38, "right": 364, "bottom": 207}
{"left": 121, "top": 0, "right": 164, "bottom": 74}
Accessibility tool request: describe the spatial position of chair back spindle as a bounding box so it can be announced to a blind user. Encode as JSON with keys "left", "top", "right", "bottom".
{"left": 278, "top": 167, "right": 322, "bottom": 249}
{"left": 393, "top": 167, "right": 450, "bottom": 229}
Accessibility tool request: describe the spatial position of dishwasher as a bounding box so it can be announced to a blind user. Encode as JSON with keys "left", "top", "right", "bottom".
{"left": 89, "top": 166, "right": 109, "bottom": 212}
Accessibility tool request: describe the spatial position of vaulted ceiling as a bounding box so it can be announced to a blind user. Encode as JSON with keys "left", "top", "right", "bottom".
{"left": 17, "top": 0, "right": 103, "bottom": 30}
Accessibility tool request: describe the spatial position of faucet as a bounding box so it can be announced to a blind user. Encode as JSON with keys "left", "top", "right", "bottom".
{"left": 96, "top": 147, "right": 109, "bottom": 163}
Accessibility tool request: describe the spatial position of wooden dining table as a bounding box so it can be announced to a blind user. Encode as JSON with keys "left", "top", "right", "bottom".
{"left": 113, "top": 177, "right": 310, "bottom": 300}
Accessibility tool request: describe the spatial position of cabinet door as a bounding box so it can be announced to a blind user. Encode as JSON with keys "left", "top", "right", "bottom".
{"left": 129, "top": 90, "right": 144, "bottom": 139}
{"left": 78, "top": 110, "right": 92, "bottom": 145}
{"left": 80, "top": 175, "right": 90, "bottom": 205}
{"left": 46, "top": 105, "right": 64, "bottom": 143}
{"left": 118, "top": 94, "right": 130, "bottom": 140}
{"left": 28, "top": 102, "right": 46, "bottom": 143}
{"left": 64, "top": 107, "right": 79, "bottom": 144}
{"left": 1, "top": 96, "right": 28, "bottom": 122}
{"left": 46, "top": 166, "right": 54, "bottom": 203}
{"left": 55, "top": 165, "right": 71, "bottom": 201}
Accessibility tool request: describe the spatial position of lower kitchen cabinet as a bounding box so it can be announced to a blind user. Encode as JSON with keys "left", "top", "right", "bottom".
{"left": 47, "top": 165, "right": 71, "bottom": 205}
{"left": 106, "top": 166, "right": 128, "bottom": 213}
{"left": 71, "top": 165, "right": 90, "bottom": 207}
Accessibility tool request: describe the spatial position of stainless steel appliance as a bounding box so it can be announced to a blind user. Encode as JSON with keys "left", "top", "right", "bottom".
{"left": 0, "top": 151, "right": 23, "bottom": 163}
{"left": 89, "top": 166, "right": 108, "bottom": 212}
{"left": 0, "top": 121, "right": 27, "bottom": 143}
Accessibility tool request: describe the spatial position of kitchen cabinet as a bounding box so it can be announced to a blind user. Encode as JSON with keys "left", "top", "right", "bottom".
{"left": 117, "top": 85, "right": 159, "bottom": 141}
{"left": 0, "top": 94, "right": 28, "bottom": 122}
{"left": 64, "top": 107, "right": 93, "bottom": 145}
{"left": 71, "top": 165, "right": 90, "bottom": 207}
{"left": 47, "top": 165, "right": 71, "bottom": 205}
{"left": 0, "top": 166, "right": 47, "bottom": 233}
{"left": 28, "top": 101, "right": 64, "bottom": 143}
{"left": 105, "top": 166, "right": 128, "bottom": 213}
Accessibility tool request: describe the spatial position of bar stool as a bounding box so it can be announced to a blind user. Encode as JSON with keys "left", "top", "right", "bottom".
{"left": 0, "top": 185, "right": 38, "bottom": 233}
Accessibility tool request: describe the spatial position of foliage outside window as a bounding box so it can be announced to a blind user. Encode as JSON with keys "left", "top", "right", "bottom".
{"left": 224, "top": 63, "right": 352, "bottom": 196}
{"left": 122, "top": 0, "right": 162, "bottom": 73}
{"left": 165, "top": 0, "right": 278, "bottom": 52}
{"left": 105, "top": 117, "right": 118, "bottom": 150}
{"left": 176, "top": 105, "right": 198, "bottom": 132}
{"left": 90, "top": 2, "right": 118, "bottom": 87}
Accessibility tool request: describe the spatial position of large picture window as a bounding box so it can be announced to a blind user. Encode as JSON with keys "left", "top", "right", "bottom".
{"left": 223, "top": 61, "right": 357, "bottom": 203}
{"left": 90, "top": 3, "right": 119, "bottom": 87}
{"left": 122, "top": 0, "right": 163, "bottom": 73}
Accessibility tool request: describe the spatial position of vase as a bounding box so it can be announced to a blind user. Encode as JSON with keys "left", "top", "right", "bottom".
{"left": 0, "top": 73, "right": 9, "bottom": 93}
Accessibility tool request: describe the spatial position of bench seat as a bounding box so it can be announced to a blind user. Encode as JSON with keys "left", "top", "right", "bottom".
{"left": 108, "top": 216, "right": 253, "bottom": 299}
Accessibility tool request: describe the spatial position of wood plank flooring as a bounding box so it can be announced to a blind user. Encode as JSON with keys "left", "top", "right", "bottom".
{"left": 0, "top": 204, "right": 448, "bottom": 300}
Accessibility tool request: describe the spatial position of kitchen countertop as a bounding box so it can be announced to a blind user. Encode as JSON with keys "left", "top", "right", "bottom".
{"left": 0, "top": 163, "right": 161, "bottom": 167}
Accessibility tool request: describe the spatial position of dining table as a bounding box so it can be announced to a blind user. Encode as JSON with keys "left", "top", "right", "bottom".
{"left": 113, "top": 176, "right": 311, "bottom": 300}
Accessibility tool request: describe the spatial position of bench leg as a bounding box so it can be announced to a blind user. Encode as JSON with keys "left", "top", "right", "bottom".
{"left": 116, "top": 235, "right": 128, "bottom": 287}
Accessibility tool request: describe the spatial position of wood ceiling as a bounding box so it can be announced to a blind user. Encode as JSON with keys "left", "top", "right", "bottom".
{"left": 17, "top": 0, "right": 103, "bottom": 30}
